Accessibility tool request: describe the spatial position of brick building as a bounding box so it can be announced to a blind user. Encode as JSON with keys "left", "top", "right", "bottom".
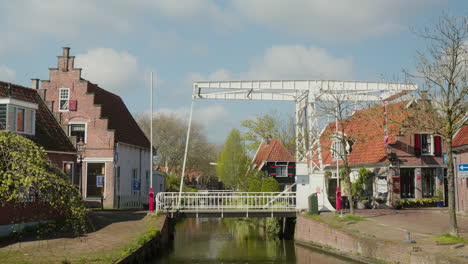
{"left": 0, "top": 81, "right": 76, "bottom": 228}
{"left": 454, "top": 123, "right": 468, "bottom": 211}
{"left": 320, "top": 100, "right": 446, "bottom": 207}
{"left": 38, "top": 47, "right": 151, "bottom": 208}
{"left": 0, "top": 81, "right": 76, "bottom": 173}
{"left": 252, "top": 139, "right": 296, "bottom": 190}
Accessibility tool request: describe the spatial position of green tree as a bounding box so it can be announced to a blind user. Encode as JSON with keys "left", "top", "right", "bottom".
{"left": 0, "top": 131, "right": 87, "bottom": 236}
{"left": 216, "top": 129, "right": 250, "bottom": 189}
{"left": 241, "top": 112, "right": 295, "bottom": 154}
{"left": 261, "top": 178, "right": 280, "bottom": 192}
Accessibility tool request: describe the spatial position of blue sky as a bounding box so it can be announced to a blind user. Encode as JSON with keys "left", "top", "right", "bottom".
{"left": 0, "top": 0, "right": 466, "bottom": 143}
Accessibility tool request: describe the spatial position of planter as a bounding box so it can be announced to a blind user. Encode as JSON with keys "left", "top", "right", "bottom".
{"left": 436, "top": 201, "right": 444, "bottom": 207}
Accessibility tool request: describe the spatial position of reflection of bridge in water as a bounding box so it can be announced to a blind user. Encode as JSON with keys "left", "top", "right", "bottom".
{"left": 155, "top": 191, "right": 297, "bottom": 218}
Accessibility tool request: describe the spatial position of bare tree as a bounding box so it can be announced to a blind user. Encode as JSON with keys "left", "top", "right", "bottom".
{"left": 406, "top": 14, "right": 467, "bottom": 236}
{"left": 136, "top": 113, "right": 217, "bottom": 187}
{"left": 317, "top": 94, "right": 372, "bottom": 215}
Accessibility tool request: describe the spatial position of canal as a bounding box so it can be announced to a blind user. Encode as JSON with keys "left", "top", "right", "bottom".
{"left": 152, "top": 218, "right": 358, "bottom": 263}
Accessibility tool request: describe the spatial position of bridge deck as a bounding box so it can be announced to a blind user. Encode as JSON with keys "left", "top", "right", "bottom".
{"left": 163, "top": 209, "right": 298, "bottom": 218}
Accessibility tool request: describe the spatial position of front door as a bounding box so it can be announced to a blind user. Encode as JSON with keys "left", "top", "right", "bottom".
{"left": 87, "top": 163, "right": 105, "bottom": 198}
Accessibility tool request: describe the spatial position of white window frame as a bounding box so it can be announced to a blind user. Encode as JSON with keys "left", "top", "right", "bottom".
{"left": 68, "top": 122, "right": 87, "bottom": 143}
{"left": 59, "top": 88, "right": 70, "bottom": 112}
{"left": 331, "top": 138, "right": 349, "bottom": 161}
{"left": 420, "top": 134, "right": 434, "bottom": 155}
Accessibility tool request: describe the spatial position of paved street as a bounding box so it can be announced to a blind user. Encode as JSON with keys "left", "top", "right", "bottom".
{"left": 320, "top": 209, "right": 468, "bottom": 258}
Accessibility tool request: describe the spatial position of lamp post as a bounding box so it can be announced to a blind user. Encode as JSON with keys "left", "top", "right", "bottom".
{"left": 76, "top": 139, "right": 86, "bottom": 195}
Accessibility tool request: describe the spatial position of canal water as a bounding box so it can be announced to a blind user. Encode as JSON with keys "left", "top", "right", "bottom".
{"left": 152, "top": 218, "right": 357, "bottom": 264}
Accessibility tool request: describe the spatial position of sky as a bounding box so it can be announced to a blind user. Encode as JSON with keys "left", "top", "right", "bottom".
{"left": 0, "top": 0, "right": 466, "bottom": 143}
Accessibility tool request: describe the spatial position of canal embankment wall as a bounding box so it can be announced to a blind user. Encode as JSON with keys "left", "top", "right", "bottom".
{"left": 117, "top": 215, "right": 174, "bottom": 264}
{"left": 295, "top": 215, "right": 468, "bottom": 264}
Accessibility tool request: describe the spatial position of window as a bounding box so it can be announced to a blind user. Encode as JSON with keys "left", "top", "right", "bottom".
{"left": 414, "top": 134, "right": 442, "bottom": 156}
{"left": 59, "top": 88, "right": 70, "bottom": 111}
{"left": 132, "top": 168, "right": 139, "bottom": 194}
{"left": 276, "top": 165, "right": 287, "bottom": 177}
{"left": 145, "top": 170, "right": 150, "bottom": 193}
{"left": 421, "top": 168, "right": 436, "bottom": 198}
{"left": 69, "top": 123, "right": 86, "bottom": 143}
{"left": 2, "top": 105, "right": 35, "bottom": 135}
{"left": 16, "top": 108, "right": 24, "bottom": 132}
{"left": 400, "top": 168, "right": 415, "bottom": 198}
{"left": 331, "top": 138, "right": 350, "bottom": 160}
{"left": 0, "top": 104, "right": 6, "bottom": 128}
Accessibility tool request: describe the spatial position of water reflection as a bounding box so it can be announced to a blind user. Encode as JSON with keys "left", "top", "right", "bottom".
{"left": 153, "top": 218, "right": 354, "bottom": 264}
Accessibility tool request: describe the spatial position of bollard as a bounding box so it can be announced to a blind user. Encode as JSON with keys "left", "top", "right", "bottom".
{"left": 336, "top": 187, "right": 342, "bottom": 211}
{"left": 403, "top": 231, "right": 416, "bottom": 244}
{"left": 149, "top": 188, "right": 155, "bottom": 212}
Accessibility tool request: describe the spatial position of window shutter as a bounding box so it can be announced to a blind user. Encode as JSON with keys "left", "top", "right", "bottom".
{"left": 414, "top": 134, "right": 421, "bottom": 156}
{"left": 69, "top": 100, "right": 77, "bottom": 111}
{"left": 434, "top": 136, "right": 442, "bottom": 156}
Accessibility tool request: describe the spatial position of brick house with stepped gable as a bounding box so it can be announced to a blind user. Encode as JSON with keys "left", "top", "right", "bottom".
{"left": 38, "top": 47, "right": 151, "bottom": 209}
{"left": 0, "top": 81, "right": 76, "bottom": 228}
{"left": 252, "top": 138, "right": 296, "bottom": 190}
{"left": 454, "top": 122, "right": 468, "bottom": 211}
{"left": 320, "top": 100, "right": 447, "bottom": 208}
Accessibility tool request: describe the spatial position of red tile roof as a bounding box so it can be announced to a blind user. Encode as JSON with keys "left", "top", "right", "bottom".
{"left": 454, "top": 124, "right": 468, "bottom": 147}
{"left": 87, "top": 82, "right": 150, "bottom": 149}
{"left": 0, "top": 81, "right": 76, "bottom": 153}
{"left": 252, "top": 139, "right": 295, "bottom": 169}
{"left": 321, "top": 101, "right": 409, "bottom": 166}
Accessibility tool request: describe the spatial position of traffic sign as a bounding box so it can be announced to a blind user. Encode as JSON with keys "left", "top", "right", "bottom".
{"left": 459, "top": 164, "right": 468, "bottom": 171}
{"left": 459, "top": 164, "right": 468, "bottom": 178}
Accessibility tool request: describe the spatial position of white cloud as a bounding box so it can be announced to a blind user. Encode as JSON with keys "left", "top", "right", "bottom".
{"left": 155, "top": 105, "right": 229, "bottom": 127}
{"left": 246, "top": 45, "right": 353, "bottom": 80}
{"left": 232, "top": 0, "right": 439, "bottom": 41}
{"left": 0, "top": 66, "right": 16, "bottom": 82}
{"left": 75, "top": 48, "right": 144, "bottom": 93}
{"left": 189, "top": 44, "right": 353, "bottom": 81}
{"left": 5, "top": 0, "right": 130, "bottom": 38}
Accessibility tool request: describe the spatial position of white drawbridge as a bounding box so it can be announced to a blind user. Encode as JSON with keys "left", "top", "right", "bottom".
{"left": 155, "top": 191, "right": 297, "bottom": 218}
{"left": 192, "top": 80, "right": 417, "bottom": 211}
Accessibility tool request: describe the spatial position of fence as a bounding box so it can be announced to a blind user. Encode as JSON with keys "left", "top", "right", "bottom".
{"left": 155, "top": 192, "right": 296, "bottom": 214}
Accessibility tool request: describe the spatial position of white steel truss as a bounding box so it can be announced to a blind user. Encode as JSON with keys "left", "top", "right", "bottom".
{"left": 193, "top": 80, "right": 417, "bottom": 172}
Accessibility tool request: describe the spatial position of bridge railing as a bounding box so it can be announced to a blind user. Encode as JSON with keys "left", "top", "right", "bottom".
{"left": 155, "top": 192, "right": 296, "bottom": 214}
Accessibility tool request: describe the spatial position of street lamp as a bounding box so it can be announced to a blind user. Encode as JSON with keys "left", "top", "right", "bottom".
{"left": 76, "top": 139, "right": 86, "bottom": 194}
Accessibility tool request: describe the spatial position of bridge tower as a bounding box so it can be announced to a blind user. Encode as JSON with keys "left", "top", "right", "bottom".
{"left": 192, "top": 80, "right": 417, "bottom": 211}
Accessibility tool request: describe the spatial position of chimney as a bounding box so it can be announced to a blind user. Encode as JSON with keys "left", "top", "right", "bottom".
{"left": 7, "top": 83, "right": 12, "bottom": 97}
{"left": 63, "top": 47, "right": 70, "bottom": 57}
{"left": 31, "top": 78, "right": 40, "bottom": 90}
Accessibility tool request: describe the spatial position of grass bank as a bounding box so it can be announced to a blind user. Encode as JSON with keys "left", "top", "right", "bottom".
{"left": 0, "top": 211, "right": 163, "bottom": 264}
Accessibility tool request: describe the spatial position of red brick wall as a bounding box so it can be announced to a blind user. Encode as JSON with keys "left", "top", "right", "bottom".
{"left": 391, "top": 133, "right": 445, "bottom": 166}
{"left": 41, "top": 52, "right": 116, "bottom": 207}
{"left": 295, "top": 215, "right": 467, "bottom": 264}
{"left": 0, "top": 202, "right": 61, "bottom": 225}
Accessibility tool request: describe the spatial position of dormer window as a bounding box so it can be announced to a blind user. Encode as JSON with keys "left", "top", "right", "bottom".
{"left": 59, "top": 88, "right": 70, "bottom": 111}
{"left": 331, "top": 133, "right": 352, "bottom": 161}
{"left": 0, "top": 100, "right": 36, "bottom": 135}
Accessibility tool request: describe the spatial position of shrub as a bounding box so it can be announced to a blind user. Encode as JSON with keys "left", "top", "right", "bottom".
{"left": 261, "top": 178, "right": 280, "bottom": 192}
